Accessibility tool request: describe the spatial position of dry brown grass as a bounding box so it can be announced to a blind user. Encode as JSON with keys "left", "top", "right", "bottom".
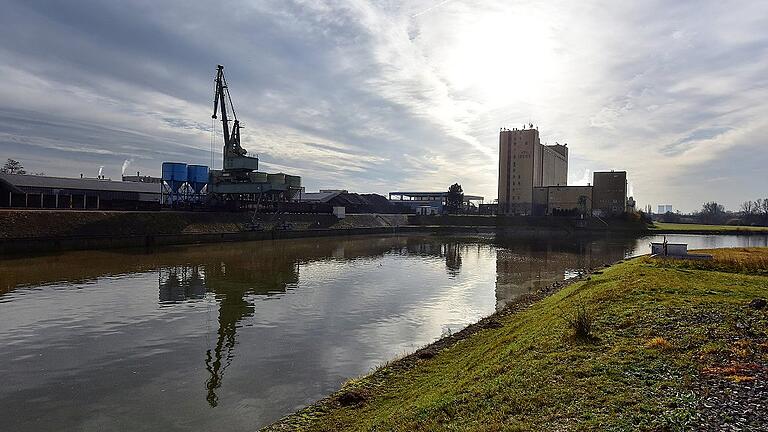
{"left": 645, "top": 336, "right": 673, "bottom": 350}
{"left": 702, "top": 363, "right": 761, "bottom": 382}
{"left": 658, "top": 247, "right": 768, "bottom": 275}
{"left": 707, "top": 248, "right": 768, "bottom": 267}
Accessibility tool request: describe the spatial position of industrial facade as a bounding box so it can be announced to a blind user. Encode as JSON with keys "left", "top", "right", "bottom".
{"left": 0, "top": 173, "right": 161, "bottom": 210}
{"left": 497, "top": 126, "right": 628, "bottom": 218}
{"left": 497, "top": 127, "right": 568, "bottom": 215}
{"left": 592, "top": 171, "right": 628, "bottom": 216}
{"left": 388, "top": 191, "right": 485, "bottom": 215}
{"left": 534, "top": 185, "right": 593, "bottom": 216}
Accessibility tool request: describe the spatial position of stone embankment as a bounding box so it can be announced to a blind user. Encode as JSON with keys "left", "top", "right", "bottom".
{"left": 0, "top": 210, "right": 414, "bottom": 254}
{"left": 0, "top": 210, "right": 647, "bottom": 255}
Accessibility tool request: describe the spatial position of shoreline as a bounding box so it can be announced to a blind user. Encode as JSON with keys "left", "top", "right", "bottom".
{"left": 263, "top": 248, "right": 768, "bottom": 430}
{"left": 4, "top": 210, "right": 766, "bottom": 256}
{"left": 0, "top": 209, "right": 649, "bottom": 255}
{"left": 651, "top": 229, "right": 768, "bottom": 236}
{"left": 0, "top": 225, "right": 606, "bottom": 256}
{"left": 263, "top": 263, "right": 606, "bottom": 431}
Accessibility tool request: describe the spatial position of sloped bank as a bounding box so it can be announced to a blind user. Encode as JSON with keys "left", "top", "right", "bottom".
{"left": 0, "top": 211, "right": 409, "bottom": 255}
{"left": 264, "top": 248, "right": 768, "bottom": 431}
{"left": 0, "top": 211, "right": 647, "bottom": 255}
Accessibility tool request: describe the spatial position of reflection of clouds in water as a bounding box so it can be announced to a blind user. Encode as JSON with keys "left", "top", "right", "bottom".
{"left": 3, "top": 234, "right": 767, "bottom": 431}
{"left": 152, "top": 236, "right": 481, "bottom": 409}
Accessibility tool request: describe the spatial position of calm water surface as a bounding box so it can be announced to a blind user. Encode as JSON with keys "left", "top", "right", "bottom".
{"left": 1, "top": 233, "right": 766, "bottom": 431}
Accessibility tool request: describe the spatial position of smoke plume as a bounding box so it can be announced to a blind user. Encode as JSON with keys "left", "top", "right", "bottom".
{"left": 121, "top": 159, "right": 134, "bottom": 176}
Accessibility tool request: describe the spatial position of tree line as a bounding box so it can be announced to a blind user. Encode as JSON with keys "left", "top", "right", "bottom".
{"left": 659, "top": 200, "right": 768, "bottom": 226}
{"left": 1, "top": 159, "right": 44, "bottom": 176}
{"left": 739, "top": 199, "right": 768, "bottom": 225}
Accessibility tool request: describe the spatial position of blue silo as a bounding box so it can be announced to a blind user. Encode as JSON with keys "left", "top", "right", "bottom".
{"left": 162, "top": 162, "right": 188, "bottom": 205}
{"left": 187, "top": 165, "right": 209, "bottom": 194}
{"left": 162, "top": 162, "right": 188, "bottom": 193}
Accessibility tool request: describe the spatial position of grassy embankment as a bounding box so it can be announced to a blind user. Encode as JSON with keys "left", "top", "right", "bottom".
{"left": 652, "top": 222, "right": 768, "bottom": 233}
{"left": 266, "top": 248, "right": 768, "bottom": 431}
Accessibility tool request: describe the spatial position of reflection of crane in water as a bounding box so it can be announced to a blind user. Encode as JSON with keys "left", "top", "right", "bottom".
{"left": 203, "top": 259, "right": 304, "bottom": 407}
{"left": 158, "top": 255, "right": 300, "bottom": 407}
{"left": 201, "top": 262, "right": 259, "bottom": 407}
{"left": 154, "top": 236, "right": 454, "bottom": 407}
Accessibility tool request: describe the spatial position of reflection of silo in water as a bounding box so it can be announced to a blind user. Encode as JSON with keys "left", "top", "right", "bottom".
{"left": 158, "top": 266, "right": 207, "bottom": 303}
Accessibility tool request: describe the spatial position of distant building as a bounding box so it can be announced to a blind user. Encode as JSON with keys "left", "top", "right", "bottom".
{"left": 532, "top": 185, "right": 593, "bottom": 216}
{"left": 478, "top": 203, "right": 498, "bottom": 215}
{"left": 122, "top": 173, "right": 162, "bottom": 184}
{"left": 593, "top": 171, "right": 627, "bottom": 216}
{"left": 497, "top": 127, "right": 568, "bottom": 215}
{"left": 388, "top": 191, "right": 484, "bottom": 215}
{"left": 0, "top": 173, "right": 160, "bottom": 210}
{"left": 657, "top": 204, "right": 673, "bottom": 214}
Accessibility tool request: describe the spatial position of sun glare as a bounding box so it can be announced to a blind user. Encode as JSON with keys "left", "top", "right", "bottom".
{"left": 441, "top": 9, "right": 562, "bottom": 107}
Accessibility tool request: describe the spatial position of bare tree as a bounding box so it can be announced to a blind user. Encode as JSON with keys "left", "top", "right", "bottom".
{"left": 741, "top": 200, "right": 755, "bottom": 215}
{"left": 700, "top": 201, "right": 726, "bottom": 224}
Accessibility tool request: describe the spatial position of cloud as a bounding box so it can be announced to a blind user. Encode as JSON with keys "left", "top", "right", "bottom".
{"left": 0, "top": 0, "right": 766, "bottom": 211}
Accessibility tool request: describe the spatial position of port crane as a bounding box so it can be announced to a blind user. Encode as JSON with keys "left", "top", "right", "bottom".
{"left": 212, "top": 65, "right": 260, "bottom": 172}
{"left": 207, "top": 65, "right": 301, "bottom": 210}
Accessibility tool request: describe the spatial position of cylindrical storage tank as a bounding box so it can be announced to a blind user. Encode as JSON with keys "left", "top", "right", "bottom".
{"left": 249, "top": 172, "right": 269, "bottom": 183}
{"left": 187, "top": 165, "right": 209, "bottom": 193}
{"left": 268, "top": 173, "right": 286, "bottom": 185}
{"left": 162, "top": 162, "right": 188, "bottom": 193}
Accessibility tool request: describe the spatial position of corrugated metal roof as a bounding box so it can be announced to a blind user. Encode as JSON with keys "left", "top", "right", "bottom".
{"left": 0, "top": 173, "right": 161, "bottom": 194}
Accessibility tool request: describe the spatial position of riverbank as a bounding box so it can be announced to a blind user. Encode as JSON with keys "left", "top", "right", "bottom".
{"left": 652, "top": 222, "right": 768, "bottom": 235}
{"left": 265, "top": 247, "right": 768, "bottom": 431}
{"left": 0, "top": 210, "right": 648, "bottom": 255}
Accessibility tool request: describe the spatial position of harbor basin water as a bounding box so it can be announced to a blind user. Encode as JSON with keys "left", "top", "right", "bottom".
{"left": 0, "top": 233, "right": 765, "bottom": 431}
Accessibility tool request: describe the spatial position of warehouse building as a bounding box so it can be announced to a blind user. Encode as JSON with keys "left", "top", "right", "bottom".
{"left": 388, "top": 191, "right": 485, "bottom": 215}
{"left": 533, "top": 185, "right": 594, "bottom": 216}
{"left": 0, "top": 173, "right": 161, "bottom": 210}
{"left": 529, "top": 172, "right": 627, "bottom": 217}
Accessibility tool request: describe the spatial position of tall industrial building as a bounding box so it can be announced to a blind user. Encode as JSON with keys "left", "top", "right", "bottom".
{"left": 497, "top": 127, "right": 568, "bottom": 215}
{"left": 592, "top": 171, "right": 627, "bottom": 216}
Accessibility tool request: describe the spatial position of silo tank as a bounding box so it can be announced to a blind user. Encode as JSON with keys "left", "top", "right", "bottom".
{"left": 187, "top": 165, "right": 209, "bottom": 193}
{"left": 162, "top": 162, "right": 188, "bottom": 193}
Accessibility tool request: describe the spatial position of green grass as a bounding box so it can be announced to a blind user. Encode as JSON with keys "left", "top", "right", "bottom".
{"left": 651, "top": 222, "right": 768, "bottom": 232}
{"left": 265, "top": 248, "right": 768, "bottom": 431}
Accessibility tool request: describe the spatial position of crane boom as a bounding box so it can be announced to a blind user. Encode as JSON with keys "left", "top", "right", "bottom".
{"left": 211, "top": 65, "right": 258, "bottom": 172}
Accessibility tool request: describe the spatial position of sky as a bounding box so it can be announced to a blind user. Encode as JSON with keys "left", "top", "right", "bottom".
{"left": 0, "top": 0, "right": 766, "bottom": 212}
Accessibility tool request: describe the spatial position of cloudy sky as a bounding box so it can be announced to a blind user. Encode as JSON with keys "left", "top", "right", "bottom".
{"left": 0, "top": 0, "right": 766, "bottom": 212}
